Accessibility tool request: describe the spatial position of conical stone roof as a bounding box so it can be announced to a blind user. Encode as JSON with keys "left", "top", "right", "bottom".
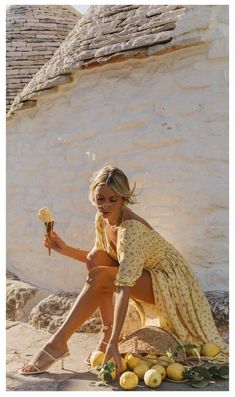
{"left": 8, "top": 4, "right": 212, "bottom": 119}
{"left": 6, "top": 5, "right": 81, "bottom": 113}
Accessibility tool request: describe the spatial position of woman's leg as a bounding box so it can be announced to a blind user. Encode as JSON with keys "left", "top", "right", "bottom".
{"left": 20, "top": 264, "right": 154, "bottom": 373}
{"left": 21, "top": 250, "right": 118, "bottom": 372}
{"left": 50, "top": 265, "right": 154, "bottom": 346}
{"left": 54, "top": 265, "right": 154, "bottom": 343}
{"left": 20, "top": 266, "right": 110, "bottom": 373}
{"left": 86, "top": 249, "right": 119, "bottom": 355}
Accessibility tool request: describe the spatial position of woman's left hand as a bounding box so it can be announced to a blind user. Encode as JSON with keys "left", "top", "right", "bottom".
{"left": 103, "top": 341, "right": 123, "bottom": 379}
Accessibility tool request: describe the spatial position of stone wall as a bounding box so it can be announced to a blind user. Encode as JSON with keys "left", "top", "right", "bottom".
{"left": 6, "top": 5, "right": 80, "bottom": 113}
{"left": 6, "top": 272, "right": 49, "bottom": 322}
{"left": 6, "top": 7, "right": 228, "bottom": 292}
{"left": 6, "top": 274, "right": 229, "bottom": 342}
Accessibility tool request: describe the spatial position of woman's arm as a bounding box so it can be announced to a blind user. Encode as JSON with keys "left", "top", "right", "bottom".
{"left": 109, "top": 286, "right": 130, "bottom": 344}
{"left": 103, "top": 286, "right": 130, "bottom": 378}
{"left": 62, "top": 245, "right": 89, "bottom": 263}
{"left": 45, "top": 231, "right": 89, "bottom": 264}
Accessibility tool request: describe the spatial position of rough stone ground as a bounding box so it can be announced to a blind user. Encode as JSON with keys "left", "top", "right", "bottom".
{"left": 7, "top": 321, "right": 229, "bottom": 392}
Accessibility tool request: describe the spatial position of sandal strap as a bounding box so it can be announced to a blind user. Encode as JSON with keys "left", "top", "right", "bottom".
{"left": 28, "top": 348, "right": 56, "bottom": 371}
{"left": 28, "top": 363, "right": 41, "bottom": 372}
{"left": 41, "top": 348, "right": 56, "bottom": 361}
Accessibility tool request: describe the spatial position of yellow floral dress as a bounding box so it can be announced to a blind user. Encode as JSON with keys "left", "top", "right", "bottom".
{"left": 94, "top": 212, "right": 229, "bottom": 363}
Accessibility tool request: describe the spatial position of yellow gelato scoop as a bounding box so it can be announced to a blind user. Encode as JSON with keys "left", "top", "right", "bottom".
{"left": 38, "top": 207, "right": 54, "bottom": 256}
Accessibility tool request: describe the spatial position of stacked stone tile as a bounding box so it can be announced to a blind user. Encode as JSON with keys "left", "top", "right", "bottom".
{"left": 7, "top": 4, "right": 225, "bottom": 120}
{"left": 6, "top": 5, "right": 81, "bottom": 113}
{"left": 8, "top": 4, "right": 195, "bottom": 118}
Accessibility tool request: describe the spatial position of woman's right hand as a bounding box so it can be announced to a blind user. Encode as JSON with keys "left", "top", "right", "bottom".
{"left": 44, "top": 231, "right": 67, "bottom": 254}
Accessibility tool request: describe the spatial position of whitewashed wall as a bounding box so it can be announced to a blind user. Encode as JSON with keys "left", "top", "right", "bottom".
{"left": 6, "top": 8, "right": 228, "bottom": 292}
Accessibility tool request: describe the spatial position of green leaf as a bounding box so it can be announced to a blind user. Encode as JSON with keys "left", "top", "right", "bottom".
{"left": 191, "top": 379, "right": 210, "bottom": 388}
{"left": 184, "top": 343, "right": 198, "bottom": 350}
{"left": 218, "top": 366, "right": 229, "bottom": 380}
{"left": 208, "top": 366, "right": 221, "bottom": 379}
{"left": 98, "top": 367, "right": 108, "bottom": 379}
{"left": 98, "top": 369, "right": 106, "bottom": 380}
{"left": 166, "top": 344, "right": 184, "bottom": 359}
{"left": 182, "top": 368, "right": 201, "bottom": 380}
{"left": 193, "top": 367, "right": 212, "bottom": 380}
{"left": 106, "top": 361, "right": 115, "bottom": 371}
{"left": 103, "top": 372, "right": 113, "bottom": 382}
{"left": 183, "top": 366, "right": 212, "bottom": 381}
{"left": 166, "top": 348, "right": 173, "bottom": 358}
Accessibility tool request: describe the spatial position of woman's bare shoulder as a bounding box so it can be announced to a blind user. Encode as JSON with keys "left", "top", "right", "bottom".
{"left": 124, "top": 208, "right": 154, "bottom": 230}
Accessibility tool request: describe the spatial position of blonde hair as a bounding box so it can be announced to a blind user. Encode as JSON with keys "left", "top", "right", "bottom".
{"left": 89, "top": 165, "right": 139, "bottom": 205}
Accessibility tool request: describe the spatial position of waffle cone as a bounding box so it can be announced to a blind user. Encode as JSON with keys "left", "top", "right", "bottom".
{"left": 45, "top": 221, "right": 54, "bottom": 256}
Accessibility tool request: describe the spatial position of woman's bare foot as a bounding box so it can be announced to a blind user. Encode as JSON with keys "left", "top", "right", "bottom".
{"left": 19, "top": 340, "right": 69, "bottom": 374}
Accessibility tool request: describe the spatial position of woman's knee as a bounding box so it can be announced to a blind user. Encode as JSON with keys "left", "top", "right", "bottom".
{"left": 86, "top": 266, "right": 117, "bottom": 293}
{"left": 86, "top": 266, "right": 107, "bottom": 287}
{"left": 86, "top": 248, "right": 118, "bottom": 271}
{"left": 86, "top": 249, "right": 105, "bottom": 270}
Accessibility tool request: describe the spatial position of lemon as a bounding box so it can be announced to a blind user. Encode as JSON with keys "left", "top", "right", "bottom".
{"left": 138, "top": 357, "right": 155, "bottom": 367}
{"left": 119, "top": 371, "right": 139, "bottom": 390}
{"left": 153, "top": 357, "right": 173, "bottom": 368}
{"left": 146, "top": 350, "right": 157, "bottom": 356}
{"left": 159, "top": 355, "right": 175, "bottom": 363}
{"left": 125, "top": 353, "right": 140, "bottom": 370}
{"left": 159, "top": 360, "right": 170, "bottom": 368}
{"left": 145, "top": 352, "right": 157, "bottom": 360}
{"left": 201, "top": 342, "right": 221, "bottom": 357}
{"left": 151, "top": 364, "right": 166, "bottom": 380}
{"left": 166, "top": 363, "right": 185, "bottom": 381}
{"left": 144, "top": 369, "right": 162, "bottom": 388}
{"left": 133, "top": 362, "right": 150, "bottom": 380}
{"left": 90, "top": 351, "right": 105, "bottom": 368}
{"left": 121, "top": 357, "right": 127, "bottom": 373}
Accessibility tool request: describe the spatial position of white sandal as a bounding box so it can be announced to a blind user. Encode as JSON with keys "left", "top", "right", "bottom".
{"left": 18, "top": 348, "right": 70, "bottom": 375}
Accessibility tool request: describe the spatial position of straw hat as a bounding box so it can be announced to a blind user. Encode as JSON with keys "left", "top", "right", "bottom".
{"left": 118, "top": 326, "right": 186, "bottom": 362}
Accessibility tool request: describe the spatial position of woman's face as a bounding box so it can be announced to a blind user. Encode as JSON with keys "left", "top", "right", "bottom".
{"left": 93, "top": 185, "right": 125, "bottom": 221}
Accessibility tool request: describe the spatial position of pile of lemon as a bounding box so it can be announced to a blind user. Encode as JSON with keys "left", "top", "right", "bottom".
{"left": 119, "top": 353, "right": 185, "bottom": 390}
{"left": 89, "top": 341, "right": 221, "bottom": 390}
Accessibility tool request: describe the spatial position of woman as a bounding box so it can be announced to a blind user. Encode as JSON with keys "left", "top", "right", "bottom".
{"left": 19, "top": 165, "right": 228, "bottom": 377}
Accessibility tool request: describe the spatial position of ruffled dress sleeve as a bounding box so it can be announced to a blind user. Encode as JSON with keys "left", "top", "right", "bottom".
{"left": 114, "top": 221, "right": 145, "bottom": 287}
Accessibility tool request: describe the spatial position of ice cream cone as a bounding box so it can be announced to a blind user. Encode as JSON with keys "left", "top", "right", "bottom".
{"left": 38, "top": 207, "right": 55, "bottom": 256}
{"left": 45, "top": 221, "right": 54, "bottom": 256}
